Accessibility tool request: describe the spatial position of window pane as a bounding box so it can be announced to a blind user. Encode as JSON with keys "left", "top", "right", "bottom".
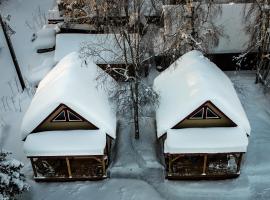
{"left": 32, "top": 157, "right": 68, "bottom": 178}
{"left": 206, "top": 107, "right": 220, "bottom": 119}
{"left": 207, "top": 154, "right": 237, "bottom": 175}
{"left": 53, "top": 110, "right": 66, "bottom": 122}
{"left": 67, "top": 110, "right": 83, "bottom": 121}
{"left": 190, "top": 108, "right": 204, "bottom": 119}
{"left": 69, "top": 157, "right": 104, "bottom": 178}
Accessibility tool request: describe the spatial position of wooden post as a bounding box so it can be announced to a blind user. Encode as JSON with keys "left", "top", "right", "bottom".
{"left": 66, "top": 157, "right": 72, "bottom": 178}
{"left": 168, "top": 154, "right": 172, "bottom": 175}
{"left": 102, "top": 156, "right": 106, "bottom": 177}
{"left": 0, "top": 14, "right": 25, "bottom": 90}
{"left": 236, "top": 153, "right": 243, "bottom": 173}
{"left": 30, "top": 158, "right": 38, "bottom": 178}
{"left": 202, "top": 155, "right": 208, "bottom": 175}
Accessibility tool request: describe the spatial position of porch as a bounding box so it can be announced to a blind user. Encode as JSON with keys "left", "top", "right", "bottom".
{"left": 165, "top": 153, "right": 243, "bottom": 179}
{"left": 30, "top": 155, "right": 108, "bottom": 181}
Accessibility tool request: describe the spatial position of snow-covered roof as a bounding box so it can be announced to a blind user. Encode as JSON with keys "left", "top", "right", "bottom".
{"left": 33, "top": 28, "right": 56, "bottom": 51}
{"left": 24, "top": 130, "right": 106, "bottom": 156}
{"left": 21, "top": 52, "right": 117, "bottom": 140}
{"left": 154, "top": 50, "right": 251, "bottom": 138}
{"left": 165, "top": 127, "right": 248, "bottom": 154}
{"left": 54, "top": 33, "right": 133, "bottom": 64}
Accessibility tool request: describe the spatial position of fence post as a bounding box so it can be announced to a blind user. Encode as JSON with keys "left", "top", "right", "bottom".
{"left": 0, "top": 14, "right": 25, "bottom": 90}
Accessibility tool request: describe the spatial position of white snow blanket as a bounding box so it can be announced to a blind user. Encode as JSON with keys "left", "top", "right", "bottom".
{"left": 165, "top": 127, "right": 248, "bottom": 154}
{"left": 154, "top": 50, "right": 251, "bottom": 138}
{"left": 54, "top": 33, "right": 134, "bottom": 64}
{"left": 24, "top": 130, "right": 106, "bottom": 156}
{"left": 21, "top": 52, "right": 117, "bottom": 140}
{"left": 33, "top": 28, "right": 56, "bottom": 50}
{"left": 28, "top": 57, "right": 56, "bottom": 86}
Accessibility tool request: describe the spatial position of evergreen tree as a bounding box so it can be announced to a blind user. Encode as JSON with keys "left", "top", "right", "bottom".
{"left": 0, "top": 151, "right": 29, "bottom": 200}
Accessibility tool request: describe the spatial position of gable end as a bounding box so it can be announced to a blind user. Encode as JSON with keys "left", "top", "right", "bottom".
{"left": 32, "top": 104, "right": 98, "bottom": 133}
{"left": 173, "top": 101, "right": 237, "bottom": 129}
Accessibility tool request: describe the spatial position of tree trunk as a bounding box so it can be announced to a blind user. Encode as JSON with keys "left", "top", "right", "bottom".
{"left": 134, "top": 78, "right": 140, "bottom": 139}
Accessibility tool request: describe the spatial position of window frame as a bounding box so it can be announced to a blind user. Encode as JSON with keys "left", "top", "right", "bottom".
{"left": 52, "top": 110, "right": 67, "bottom": 122}
{"left": 205, "top": 107, "right": 220, "bottom": 119}
{"left": 67, "top": 110, "right": 83, "bottom": 122}
{"left": 51, "top": 109, "right": 84, "bottom": 123}
{"left": 189, "top": 108, "right": 205, "bottom": 120}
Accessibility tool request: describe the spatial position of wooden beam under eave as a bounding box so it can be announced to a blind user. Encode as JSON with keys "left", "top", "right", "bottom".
{"left": 66, "top": 157, "right": 72, "bottom": 178}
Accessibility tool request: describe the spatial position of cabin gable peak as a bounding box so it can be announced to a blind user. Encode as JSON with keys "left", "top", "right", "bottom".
{"left": 32, "top": 104, "right": 98, "bottom": 133}
{"left": 173, "top": 101, "right": 237, "bottom": 129}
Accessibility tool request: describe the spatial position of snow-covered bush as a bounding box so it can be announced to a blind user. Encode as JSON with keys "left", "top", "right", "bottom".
{"left": 0, "top": 151, "right": 29, "bottom": 200}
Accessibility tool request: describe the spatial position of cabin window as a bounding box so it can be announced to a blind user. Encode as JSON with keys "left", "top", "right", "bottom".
{"left": 52, "top": 111, "right": 66, "bottom": 122}
{"left": 189, "top": 106, "right": 221, "bottom": 120}
{"left": 67, "top": 110, "right": 83, "bottom": 122}
{"left": 190, "top": 108, "right": 204, "bottom": 119}
{"left": 206, "top": 107, "right": 220, "bottom": 119}
{"left": 52, "top": 109, "right": 84, "bottom": 122}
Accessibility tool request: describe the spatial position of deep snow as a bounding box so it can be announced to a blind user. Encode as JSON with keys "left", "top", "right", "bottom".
{"left": 2, "top": 71, "right": 270, "bottom": 200}
{"left": 1, "top": 0, "right": 270, "bottom": 200}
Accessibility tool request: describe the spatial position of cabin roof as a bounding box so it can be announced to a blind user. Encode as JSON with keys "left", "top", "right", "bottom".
{"left": 23, "top": 130, "right": 106, "bottom": 156}
{"left": 165, "top": 127, "right": 248, "bottom": 154}
{"left": 21, "top": 52, "right": 117, "bottom": 140}
{"left": 54, "top": 33, "right": 134, "bottom": 64}
{"left": 153, "top": 50, "right": 251, "bottom": 138}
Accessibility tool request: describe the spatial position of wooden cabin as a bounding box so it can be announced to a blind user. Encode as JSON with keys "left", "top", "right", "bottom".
{"left": 153, "top": 50, "right": 250, "bottom": 180}
{"left": 21, "top": 52, "right": 117, "bottom": 181}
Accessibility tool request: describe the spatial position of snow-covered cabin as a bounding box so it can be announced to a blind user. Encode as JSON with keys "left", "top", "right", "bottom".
{"left": 21, "top": 52, "right": 117, "bottom": 181}
{"left": 153, "top": 50, "right": 250, "bottom": 179}
{"left": 160, "top": 3, "right": 253, "bottom": 70}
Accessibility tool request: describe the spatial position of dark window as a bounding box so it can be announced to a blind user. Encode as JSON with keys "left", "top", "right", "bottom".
{"left": 53, "top": 110, "right": 66, "bottom": 122}
{"left": 190, "top": 108, "right": 204, "bottom": 119}
{"left": 67, "top": 110, "right": 83, "bottom": 122}
{"left": 206, "top": 107, "right": 220, "bottom": 119}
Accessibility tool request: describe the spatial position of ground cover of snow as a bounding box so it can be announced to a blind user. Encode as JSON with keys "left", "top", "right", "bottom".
{"left": 2, "top": 70, "right": 270, "bottom": 200}
{"left": 1, "top": 1, "right": 270, "bottom": 199}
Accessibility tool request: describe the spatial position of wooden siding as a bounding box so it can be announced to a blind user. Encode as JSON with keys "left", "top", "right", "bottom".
{"left": 173, "top": 101, "right": 236, "bottom": 129}
{"left": 33, "top": 104, "right": 98, "bottom": 133}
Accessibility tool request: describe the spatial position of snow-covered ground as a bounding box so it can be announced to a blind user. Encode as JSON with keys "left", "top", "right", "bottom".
{"left": 1, "top": 0, "right": 270, "bottom": 199}
{"left": 1, "top": 71, "right": 270, "bottom": 200}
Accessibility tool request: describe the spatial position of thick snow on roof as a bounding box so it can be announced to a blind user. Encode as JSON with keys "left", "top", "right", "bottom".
{"left": 33, "top": 28, "right": 56, "bottom": 51}
{"left": 54, "top": 33, "right": 133, "bottom": 64}
{"left": 21, "top": 52, "right": 117, "bottom": 140}
{"left": 154, "top": 50, "right": 251, "bottom": 138}
{"left": 24, "top": 130, "right": 106, "bottom": 156}
{"left": 164, "top": 127, "right": 248, "bottom": 154}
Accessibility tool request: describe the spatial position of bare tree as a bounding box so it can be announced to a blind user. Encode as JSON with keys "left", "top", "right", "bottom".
{"left": 240, "top": 1, "right": 270, "bottom": 89}
{"left": 79, "top": 0, "right": 159, "bottom": 139}
{"left": 162, "top": 0, "right": 224, "bottom": 63}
